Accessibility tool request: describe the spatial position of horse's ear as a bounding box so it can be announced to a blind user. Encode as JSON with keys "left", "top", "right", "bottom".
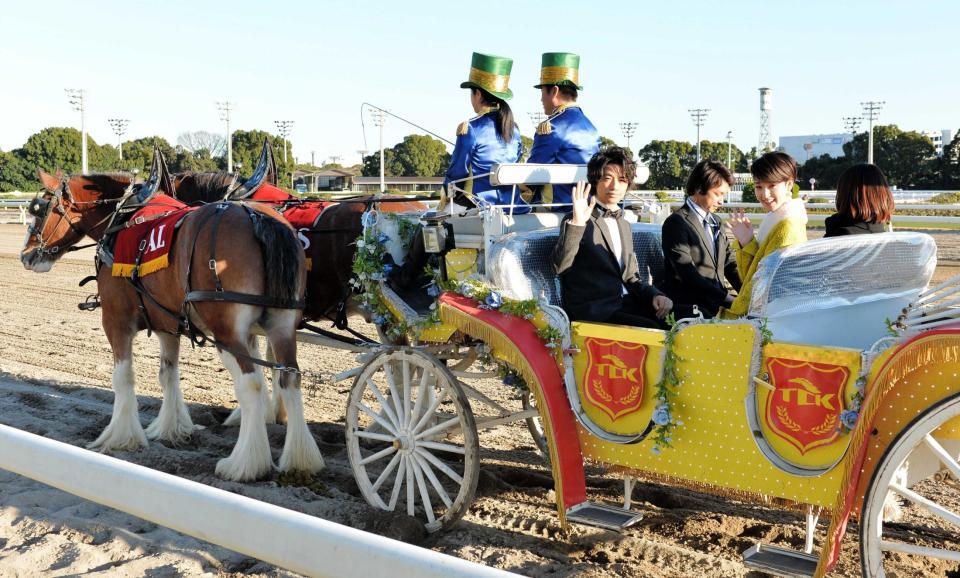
{"left": 37, "top": 169, "right": 61, "bottom": 192}
{"left": 155, "top": 145, "right": 175, "bottom": 195}
{"left": 261, "top": 139, "right": 278, "bottom": 185}
{"left": 54, "top": 169, "right": 63, "bottom": 180}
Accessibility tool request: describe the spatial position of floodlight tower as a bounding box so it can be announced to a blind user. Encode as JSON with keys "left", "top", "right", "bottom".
{"left": 688, "top": 108, "right": 709, "bottom": 162}
{"left": 274, "top": 120, "right": 294, "bottom": 164}
{"left": 217, "top": 101, "right": 234, "bottom": 172}
{"left": 861, "top": 101, "right": 885, "bottom": 164}
{"left": 758, "top": 87, "right": 774, "bottom": 154}
{"left": 370, "top": 109, "right": 387, "bottom": 193}
{"left": 528, "top": 111, "right": 547, "bottom": 130}
{"left": 107, "top": 118, "right": 129, "bottom": 161}
{"left": 65, "top": 88, "right": 87, "bottom": 174}
{"left": 619, "top": 122, "right": 638, "bottom": 151}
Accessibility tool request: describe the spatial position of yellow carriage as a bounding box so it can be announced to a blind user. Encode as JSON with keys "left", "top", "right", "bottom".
{"left": 344, "top": 164, "right": 960, "bottom": 577}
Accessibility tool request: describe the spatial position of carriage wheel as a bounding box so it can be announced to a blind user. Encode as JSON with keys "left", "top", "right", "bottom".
{"left": 346, "top": 348, "right": 480, "bottom": 532}
{"left": 521, "top": 391, "right": 550, "bottom": 464}
{"left": 860, "top": 393, "right": 960, "bottom": 577}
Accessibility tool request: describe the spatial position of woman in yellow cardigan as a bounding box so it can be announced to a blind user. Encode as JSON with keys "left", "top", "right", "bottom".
{"left": 719, "top": 152, "right": 807, "bottom": 319}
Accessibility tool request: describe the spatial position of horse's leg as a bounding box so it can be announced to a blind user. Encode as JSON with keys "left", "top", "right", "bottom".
{"left": 145, "top": 333, "right": 196, "bottom": 444}
{"left": 268, "top": 311, "right": 324, "bottom": 474}
{"left": 88, "top": 326, "right": 147, "bottom": 452}
{"left": 222, "top": 336, "right": 277, "bottom": 427}
{"left": 214, "top": 338, "right": 273, "bottom": 482}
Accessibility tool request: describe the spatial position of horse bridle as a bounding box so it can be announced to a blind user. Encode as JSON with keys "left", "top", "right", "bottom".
{"left": 28, "top": 178, "right": 124, "bottom": 259}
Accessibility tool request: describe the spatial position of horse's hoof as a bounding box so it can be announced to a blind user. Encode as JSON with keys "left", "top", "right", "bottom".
{"left": 215, "top": 456, "right": 273, "bottom": 482}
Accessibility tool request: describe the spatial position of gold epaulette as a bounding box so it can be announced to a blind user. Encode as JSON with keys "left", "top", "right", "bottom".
{"left": 536, "top": 120, "right": 552, "bottom": 135}
{"left": 456, "top": 120, "right": 470, "bottom": 136}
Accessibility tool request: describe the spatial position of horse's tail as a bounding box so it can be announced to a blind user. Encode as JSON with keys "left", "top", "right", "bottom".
{"left": 250, "top": 210, "right": 303, "bottom": 304}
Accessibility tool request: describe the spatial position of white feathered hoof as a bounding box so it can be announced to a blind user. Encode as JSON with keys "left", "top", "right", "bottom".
{"left": 277, "top": 386, "right": 324, "bottom": 474}
{"left": 882, "top": 490, "right": 904, "bottom": 522}
{"left": 145, "top": 415, "right": 196, "bottom": 445}
{"left": 87, "top": 420, "right": 148, "bottom": 453}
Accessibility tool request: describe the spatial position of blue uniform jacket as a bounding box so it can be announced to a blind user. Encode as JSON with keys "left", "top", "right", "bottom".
{"left": 443, "top": 111, "right": 526, "bottom": 212}
{"left": 527, "top": 105, "right": 600, "bottom": 211}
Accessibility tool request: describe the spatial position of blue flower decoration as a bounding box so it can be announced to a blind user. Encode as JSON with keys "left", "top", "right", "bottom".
{"left": 840, "top": 409, "right": 859, "bottom": 430}
{"left": 427, "top": 283, "right": 441, "bottom": 297}
{"left": 484, "top": 292, "right": 503, "bottom": 309}
{"left": 382, "top": 264, "right": 394, "bottom": 275}
{"left": 373, "top": 315, "right": 388, "bottom": 326}
{"left": 651, "top": 446, "right": 662, "bottom": 455}
{"left": 652, "top": 404, "right": 672, "bottom": 426}
{"left": 502, "top": 373, "right": 516, "bottom": 386}
{"left": 378, "top": 233, "right": 390, "bottom": 244}
{"left": 361, "top": 212, "right": 376, "bottom": 228}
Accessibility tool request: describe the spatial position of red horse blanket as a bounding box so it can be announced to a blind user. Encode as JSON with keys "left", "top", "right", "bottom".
{"left": 112, "top": 195, "right": 196, "bottom": 278}
{"left": 252, "top": 183, "right": 331, "bottom": 230}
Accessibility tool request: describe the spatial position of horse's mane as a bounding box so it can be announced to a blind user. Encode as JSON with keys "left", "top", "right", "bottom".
{"left": 175, "top": 171, "right": 236, "bottom": 203}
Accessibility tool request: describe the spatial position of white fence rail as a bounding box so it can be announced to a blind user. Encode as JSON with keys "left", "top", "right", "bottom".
{"left": 0, "top": 424, "right": 517, "bottom": 578}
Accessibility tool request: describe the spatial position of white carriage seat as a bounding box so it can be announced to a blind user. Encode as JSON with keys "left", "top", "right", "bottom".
{"left": 487, "top": 223, "right": 665, "bottom": 307}
{"left": 748, "top": 232, "right": 937, "bottom": 350}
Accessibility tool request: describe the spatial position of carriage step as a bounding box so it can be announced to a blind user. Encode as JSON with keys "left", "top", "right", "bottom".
{"left": 742, "top": 543, "right": 817, "bottom": 577}
{"left": 565, "top": 501, "right": 643, "bottom": 531}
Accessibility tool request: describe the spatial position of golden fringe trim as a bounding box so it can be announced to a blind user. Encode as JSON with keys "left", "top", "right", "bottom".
{"left": 456, "top": 121, "right": 470, "bottom": 136}
{"left": 111, "top": 254, "right": 169, "bottom": 278}
{"left": 536, "top": 120, "right": 553, "bottom": 135}
{"left": 815, "top": 335, "right": 960, "bottom": 577}
{"left": 440, "top": 302, "right": 570, "bottom": 527}
{"left": 605, "top": 464, "right": 811, "bottom": 513}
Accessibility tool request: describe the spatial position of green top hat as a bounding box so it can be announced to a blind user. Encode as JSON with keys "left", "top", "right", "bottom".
{"left": 534, "top": 52, "right": 582, "bottom": 90}
{"left": 460, "top": 52, "right": 514, "bottom": 100}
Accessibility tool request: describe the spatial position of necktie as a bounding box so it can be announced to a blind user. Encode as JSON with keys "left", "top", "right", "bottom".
{"left": 704, "top": 218, "right": 715, "bottom": 257}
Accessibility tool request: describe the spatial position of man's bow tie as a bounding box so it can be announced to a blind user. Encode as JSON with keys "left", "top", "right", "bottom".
{"left": 594, "top": 205, "right": 623, "bottom": 219}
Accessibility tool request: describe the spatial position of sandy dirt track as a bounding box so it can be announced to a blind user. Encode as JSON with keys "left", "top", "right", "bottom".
{"left": 1, "top": 223, "right": 959, "bottom": 577}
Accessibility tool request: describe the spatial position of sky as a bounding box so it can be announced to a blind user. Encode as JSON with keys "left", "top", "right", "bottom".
{"left": 2, "top": 0, "right": 958, "bottom": 166}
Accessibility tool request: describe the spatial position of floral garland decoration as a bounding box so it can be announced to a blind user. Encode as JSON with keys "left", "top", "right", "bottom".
{"left": 350, "top": 212, "right": 411, "bottom": 342}
{"left": 649, "top": 312, "right": 682, "bottom": 454}
{"left": 839, "top": 375, "right": 867, "bottom": 432}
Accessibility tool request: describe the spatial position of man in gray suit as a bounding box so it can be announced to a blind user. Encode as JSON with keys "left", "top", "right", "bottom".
{"left": 661, "top": 160, "right": 741, "bottom": 318}
{"left": 552, "top": 147, "right": 672, "bottom": 327}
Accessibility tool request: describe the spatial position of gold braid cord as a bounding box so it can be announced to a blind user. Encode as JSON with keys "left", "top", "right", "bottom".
{"left": 815, "top": 334, "right": 960, "bottom": 577}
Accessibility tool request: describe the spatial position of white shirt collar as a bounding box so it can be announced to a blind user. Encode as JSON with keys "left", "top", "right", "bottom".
{"left": 686, "top": 197, "right": 712, "bottom": 225}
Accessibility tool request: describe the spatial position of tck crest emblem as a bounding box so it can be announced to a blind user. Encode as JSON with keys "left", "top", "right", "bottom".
{"left": 582, "top": 338, "right": 647, "bottom": 421}
{"left": 763, "top": 358, "right": 850, "bottom": 455}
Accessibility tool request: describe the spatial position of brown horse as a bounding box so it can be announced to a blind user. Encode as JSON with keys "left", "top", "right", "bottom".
{"left": 172, "top": 166, "right": 426, "bottom": 324}
{"left": 21, "top": 158, "right": 324, "bottom": 483}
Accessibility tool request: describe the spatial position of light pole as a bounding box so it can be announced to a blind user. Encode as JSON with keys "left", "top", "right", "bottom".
{"left": 370, "top": 109, "right": 387, "bottom": 193}
{"left": 842, "top": 116, "right": 862, "bottom": 136}
{"left": 107, "top": 118, "right": 129, "bottom": 162}
{"left": 528, "top": 112, "right": 547, "bottom": 130}
{"left": 861, "top": 101, "right": 884, "bottom": 164}
{"left": 274, "top": 120, "right": 294, "bottom": 164}
{"left": 689, "top": 108, "right": 710, "bottom": 162}
{"left": 217, "top": 101, "right": 234, "bottom": 172}
{"left": 726, "top": 130, "right": 734, "bottom": 169}
{"left": 619, "top": 122, "right": 638, "bottom": 152}
{"left": 65, "top": 88, "right": 87, "bottom": 174}
{"left": 357, "top": 150, "right": 369, "bottom": 165}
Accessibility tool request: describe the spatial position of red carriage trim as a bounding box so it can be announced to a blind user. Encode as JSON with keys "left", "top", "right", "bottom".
{"left": 112, "top": 195, "right": 196, "bottom": 278}
{"left": 437, "top": 293, "right": 587, "bottom": 523}
{"left": 816, "top": 327, "right": 960, "bottom": 576}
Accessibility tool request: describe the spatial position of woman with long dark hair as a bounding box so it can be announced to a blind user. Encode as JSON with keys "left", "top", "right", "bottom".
{"left": 443, "top": 52, "right": 526, "bottom": 213}
{"left": 824, "top": 164, "right": 894, "bottom": 237}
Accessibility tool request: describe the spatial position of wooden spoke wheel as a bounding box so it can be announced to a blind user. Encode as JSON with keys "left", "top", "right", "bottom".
{"left": 521, "top": 390, "right": 550, "bottom": 463}
{"left": 346, "top": 348, "right": 479, "bottom": 532}
{"left": 860, "top": 393, "right": 960, "bottom": 576}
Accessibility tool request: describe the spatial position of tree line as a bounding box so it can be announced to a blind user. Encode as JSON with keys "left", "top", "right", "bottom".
{"left": 638, "top": 125, "right": 960, "bottom": 191}
{"left": 0, "top": 127, "right": 299, "bottom": 191}
{"left": 5, "top": 124, "right": 958, "bottom": 192}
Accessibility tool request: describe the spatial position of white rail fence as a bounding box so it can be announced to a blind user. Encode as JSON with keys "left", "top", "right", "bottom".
{"left": 0, "top": 424, "right": 517, "bottom": 578}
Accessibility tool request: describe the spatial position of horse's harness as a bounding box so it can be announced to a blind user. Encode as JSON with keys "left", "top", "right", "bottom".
{"left": 35, "top": 177, "right": 307, "bottom": 375}
{"left": 27, "top": 179, "right": 122, "bottom": 261}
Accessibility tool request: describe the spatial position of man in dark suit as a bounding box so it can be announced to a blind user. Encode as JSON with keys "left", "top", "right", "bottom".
{"left": 552, "top": 147, "right": 672, "bottom": 328}
{"left": 661, "top": 160, "right": 741, "bottom": 318}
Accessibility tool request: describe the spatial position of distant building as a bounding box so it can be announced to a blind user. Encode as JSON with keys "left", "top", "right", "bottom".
{"left": 778, "top": 133, "right": 853, "bottom": 162}
{"left": 351, "top": 176, "right": 444, "bottom": 193}
{"left": 922, "top": 129, "right": 955, "bottom": 156}
{"left": 293, "top": 168, "right": 357, "bottom": 192}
